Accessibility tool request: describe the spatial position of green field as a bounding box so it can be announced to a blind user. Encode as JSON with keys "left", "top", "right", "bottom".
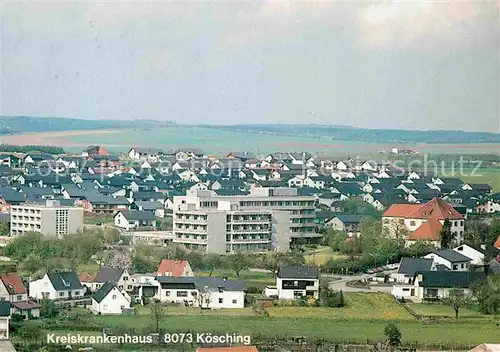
{"left": 458, "top": 169, "right": 500, "bottom": 192}
{"left": 407, "top": 303, "right": 488, "bottom": 318}
{"left": 59, "top": 126, "right": 500, "bottom": 156}
{"left": 304, "top": 246, "right": 348, "bottom": 266}
{"left": 67, "top": 293, "right": 499, "bottom": 348}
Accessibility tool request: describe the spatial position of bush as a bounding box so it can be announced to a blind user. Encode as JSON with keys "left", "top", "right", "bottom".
{"left": 384, "top": 323, "right": 402, "bottom": 346}
{"left": 10, "top": 313, "right": 24, "bottom": 323}
{"left": 246, "top": 286, "right": 261, "bottom": 294}
{"left": 275, "top": 299, "right": 296, "bottom": 307}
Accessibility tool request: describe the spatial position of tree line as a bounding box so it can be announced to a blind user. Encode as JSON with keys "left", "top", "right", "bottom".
{"left": 0, "top": 144, "right": 65, "bottom": 155}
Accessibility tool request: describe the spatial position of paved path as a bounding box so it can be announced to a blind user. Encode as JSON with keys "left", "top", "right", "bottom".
{"left": 328, "top": 272, "right": 394, "bottom": 293}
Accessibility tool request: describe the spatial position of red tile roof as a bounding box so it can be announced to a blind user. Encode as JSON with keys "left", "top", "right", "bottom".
{"left": 407, "top": 219, "right": 442, "bottom": 241}
{"left": 12, "top": 300, "right": 41, "bottom": 310}
{"left": 0, "top": 273, "right": 27, "bottom": 294}
{"left": 383, "top": 198, "right": 463, "bottom": 220}
{"left": 383, "top": 204, "right": 421, "bottom": 217}
{"left": 78, "top": 273, "right": 94, "bottom": 283}
{"left": 494, "top": 234, "right": 500, "bottom": 250}
{"left": 157, "top": 259, "right": 190, "bottom": 277}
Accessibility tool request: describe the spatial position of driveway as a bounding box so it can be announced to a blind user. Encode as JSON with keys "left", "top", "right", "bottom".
{"left": 328, "top": 272, "right": 394, "bottom": 293}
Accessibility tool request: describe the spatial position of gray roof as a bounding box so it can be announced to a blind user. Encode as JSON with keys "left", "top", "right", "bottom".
{"left": 155, "top": 276, "right": 245, "bottom": 291}
{"left": 415, "top": 271, "right": 486, "bottom": 288}
{"left": 333, "top": 215, "right": 362, "bottom": 224}
{"left": 433, "top": 249, "right": 472, "bottom": 263}
{"left": 94, "top": 267, "right": 125, "bottom": 283}
{"left": 93, "top": 281, "right": 117, "bottom": 303}
{"left": 134, "top": 201, "right": 163, "bottom": 211}
{"left": 435, "top": 264, "right": 449, "bottom": 271}
{"left": 116, "top": 210, "right": 156, "bottom": 221}
{"left": 397, "top": 258, "right": 434, "bottom": 276}
{"left": 47, "top": 271, "right": 84, "bottom": 291}
{"left": 278, "top": 265, "right": 319, "bottom": 279}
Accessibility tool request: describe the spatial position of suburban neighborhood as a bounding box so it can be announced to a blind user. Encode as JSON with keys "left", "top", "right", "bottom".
{"left": 0, "top": 144, "right": 497, "bottom": 351}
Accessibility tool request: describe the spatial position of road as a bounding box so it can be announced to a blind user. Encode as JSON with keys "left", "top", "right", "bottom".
{"left": 328, "top": 272, "right": 394, "bottom": 293}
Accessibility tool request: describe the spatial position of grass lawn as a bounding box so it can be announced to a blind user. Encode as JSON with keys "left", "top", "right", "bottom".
{"left": 134, "top": 305, "right": 255, "bottom": 316}
{"left": 407, "top": 303, "right": 488, "bottom": 318}
{"left": 304, "top": 246, "right": 347, "bottom": 266}
{"left": 87, "top": 313, "right": 499, "bottom": 348}
{"left": 77, "top": 263, "right": 100, "bottom": 275}
{"left": 269, "top": 293, "right": 413, "bottom": 320}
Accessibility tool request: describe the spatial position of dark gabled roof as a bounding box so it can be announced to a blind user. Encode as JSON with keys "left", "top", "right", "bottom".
{"left": 133, "top": 201, "right": 163, "bottom": 211}
{"left": 282, "top": 163, "right": 305, "bottom": 171}
{"left": 469, "top": 183, "right": 493, "bottom": 191}
{"left": 133, "top": 191, "right": 166, "bottom": 200}
{"left": 433, "top": 249, "right": 472, "bottom": 263}
{"left": 415, "top": 271, "right": 486, "bottom": 288}
{"left": 315, "top": 210, "right": 337, "bottom": 222}
{"left": 47, "top": 271, "right": 84, "bottom": 291}
{"left": 86, "top": 195, "right": 129, "bottom": 205}
{"left": 278, "top": 265, "right": 319, "bottom": 279}
{"left": 333, "top": 214, "right": 361, "bottom": 224}
{"left": 297, "top": 187, "right": 320, "bottom": 196}
{"left": 0, "top": 301, "right": 10, "bottom": 317}
{"left": 115, "top": 210, "right": 156, "bottom": 221}
{"left": 94, "top": 267, "right": 125, "bottom": 283}
{"left": 21, "top": 186, "right": 55, "bottom": 200}
{"left": 398, "top": 258, "right": 434, "bottom": 275}
{"left": 0, "top": 187, "right": 26, "bottom": 202}
{"left": 25, "top": 153, "right": 54, "bottom": 161}
{"left": 93, "top": 281, "right": 117, "bottom": 303}
{"left": 195, "top": 277, "right": 245, "bottom": 292}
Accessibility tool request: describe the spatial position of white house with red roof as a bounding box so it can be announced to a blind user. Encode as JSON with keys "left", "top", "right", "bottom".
{"left": 0, "top": 273, "right": 40, "bottom": 318}
{"left": 382, "top": 198, "right": 465, "bottom": 247}
{"left": 157, "top": 259, "right": 194, "bottom": 277}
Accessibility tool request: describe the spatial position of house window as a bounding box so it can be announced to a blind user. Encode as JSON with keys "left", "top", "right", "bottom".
{"left": 454, "top": 221, "right": 458, "bottom": 226}
{"left": 232, "top": 299, "right": 237, "bottom": 304}
{"left": 16, "top": 295, "right": 22, "bottom": 300}
{"left": 0, "top": 297, "right": 5, "bottom": 301}
{"left": 410, "top": 221, "right": 416, "bottom": 226}
{"left": 218, "top": 298, "right": 223, "bottom": 304}
{"left": 460, "top": 220, "right": 464, "bottom": 226}
{"left": 177, "top": 291, "right": 187, "bottom": 297}
{"left": 59, "top": 292, "right": 64, "bottom": 297}
{"left": 165, "top": 291, "right": 170, "bottom": 297}
{"left": 123, "top": 276, "right": 128, "bottom": 281}
{"left": 112, "top": 295, "right": 117, "bottom": 300}
{"left": 127, "top": 285, "right": 132, "bottom": 290}
{"left": 461, "top": 264, "right": 464, "bottom": 269}
{"left": 402, "top": 288, "right": 410, "bottom": 292}
{"left": 74, "top": 291, "right": 80, "bottom": 296}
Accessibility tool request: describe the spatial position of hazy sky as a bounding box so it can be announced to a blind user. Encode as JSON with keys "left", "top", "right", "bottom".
{"left": 1, "top": 1, "right": 499, "bottom": 132}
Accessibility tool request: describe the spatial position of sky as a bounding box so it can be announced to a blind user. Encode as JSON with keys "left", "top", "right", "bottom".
{"left": 1, "top": 1, "right": 499, "bottom": 132}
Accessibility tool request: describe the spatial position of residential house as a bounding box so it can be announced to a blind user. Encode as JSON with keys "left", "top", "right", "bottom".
{"left": 157, "top": 259, "right": 194, "bottom": 277}
{"left": 0, "top": 187, "right": 26, "bottom": 212}
{"left": 382, "top": 197, "right": 465, "bottom": 247}
{"left": 94, "top": 267, "right": 133, "bottom": 292}
{"left": 29, "top": 271, "right": 85, "bottom": 300}
{"left": 113, "top": 210, "right": 157, "bottom": 231}
{"left": 152, "top": 276, "right": 245, "bottom": 309}
{"left": 81, "top": 195, "right": 130, "bottom": 215}
{"left": 453, "top": 244, "right": 485, "bottom": 266}
{"left": 0, "top": 301, "right": 10, "bottom": 340}
{"left": 0, "top": 273, "right": 40, "bottom": 318}
{"left": 265, "top": 266, "right": 319, "bottom": 299}
{"left": 423, "top": 249, "right": 472, "bottom": 271}
{"left": 82, "top": 145, "right": 109, "bottom": 157}
{"left": 326, "top": 215, "right": 361, "bottom": 236}
{"left": 412, "top": 271, "right": 485, "bottom": 302}
{"left": 391, "top": 257, "right": 436, "bottom": 284}
{"left": 91, "top": 281, "right": 131, "bottom": 315}
{"left": 128, "top": 148, "right": 164, "bottom": 162}
{"left": 132, "top": 201, "right": 165, "bottom": 218}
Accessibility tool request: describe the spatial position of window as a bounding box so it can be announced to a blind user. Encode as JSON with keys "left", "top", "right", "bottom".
{"left": 123, "top": 276, "right": 128, "bottom": 281}
{"left": 0, "top": 297, "right": 5, "bottom": 301}
{"left": 402, "top": 288, "right": 410, "bottom": 292}
{"left": 460, "top": 220, "right": 464, "bottom": 226}
{"left": 127, "top": 285, "right": 132, "bottom": 290}
{"left": 409, "top": 221, "right": 416, "bottom": 226}
{"left": 454, "top": 221, "right": 458, "bottom": 226}
{"left": 218, "top": 298, "right": 223, "bottom": 304}
{"left": 59, "top": 292, "right": 64, "bottom": 297}
{"left": 74, "top": 291, "right": 80, "bottom": 296}
{"left": 112, "top": 295, "right": 117, "bottom": 300}
{"left": 232, "top": 299, "right": 237, "bottom": 304}
{"left": 461, "top": 264, "right": 464, "bottom": 268}
{"left": 165, "top": 291, "right": 171, "bottom": 297}
{"left": 16, "top": 295, "right": 22, "bottom": 300}
{"left": 177, "top": 291, "right": 188, "bottom": 297}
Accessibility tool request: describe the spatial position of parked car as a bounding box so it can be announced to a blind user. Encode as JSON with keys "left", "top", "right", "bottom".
{"left": 376, "top": 267, "right": 383, "bottom": 272}
{"left": 364, "top": 269, "right": 374, "bottom": 274}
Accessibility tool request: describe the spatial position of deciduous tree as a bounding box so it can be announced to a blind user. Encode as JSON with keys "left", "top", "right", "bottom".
{"left": 443, "top": 288, "right": 471, "bottom": 319}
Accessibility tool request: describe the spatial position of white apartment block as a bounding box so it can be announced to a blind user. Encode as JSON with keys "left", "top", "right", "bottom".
{"left": 10, "top": 200, "right": 84, "bottom": 237}
{"left": 173, "top": 188, "right": 317, "bottom": 253}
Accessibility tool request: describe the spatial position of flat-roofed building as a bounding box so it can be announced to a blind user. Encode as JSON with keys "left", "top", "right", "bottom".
{"left": 173, "top": 188, "right": 316, "bottom": 253}
{"left": 10, "top": 200, "right": 83, "bottom": 237}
